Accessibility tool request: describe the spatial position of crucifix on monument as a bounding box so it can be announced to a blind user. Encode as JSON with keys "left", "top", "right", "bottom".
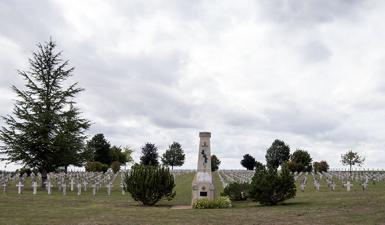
{"left": 192, "top": 132, "right": 215, "bottom": 204}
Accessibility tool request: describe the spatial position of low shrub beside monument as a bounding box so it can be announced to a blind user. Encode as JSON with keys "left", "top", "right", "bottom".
{"left": 192, "top": 196, "right": 232, "bottom": 209}
{"left": 125, "top": 164, "right": 176, "bottom": 206}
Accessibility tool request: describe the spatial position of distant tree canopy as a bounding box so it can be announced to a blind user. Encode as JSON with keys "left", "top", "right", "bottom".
{"left": 265, "top": 139, "right": 290, "bottom": 170}
{"left": 341, "top": 150, "right": 365, "bottom": 173}
{"left": 140, "top": 143, "right": 159, "bottom": 166}
{"left": 313, "top": 160, "right": 329, "bottom": 173}
{"left": 288, "top": 149, "right": 312, "bottom": 173}
{"left": 240, "top": 154, "right": 257, "bottom": 170}
{"left": 87, "top": 134, "right": 111, "bottom": 165}
{"left": 85, "top": 134, "right": 133, "bottom": 170}
{"left": 0, "top": 40, "right": 90, "bottom": 179}
{"left": 211, "top": 154, "right": 221, "bottom": 172}
{"left": 161, "top": 142, "right": 185, "bottom": 170}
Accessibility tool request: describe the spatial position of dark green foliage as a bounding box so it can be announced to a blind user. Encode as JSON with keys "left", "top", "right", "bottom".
{"left": 211, "top": 154, "right": 221, "bottom": 172}
{"left": 241, "top": 154, "right": 256, "bottom": 170}
{"left": 313, "top": 160, "right": 329, "bottom": 173}
{"left": 265, "top": 139, "right": 290, "bottom": 170}
{"left": 0, "top": 39, "right": 90, "bottom": 178}
{"left": 110, "top": 161, "right": 121, "bottom": 173}
{"left": 255, "top": 161, "right": 265, "bottom": 173}
{"left": 161, "top": 142, "right": 185, "bottom": 170}
{"left": 85, "top": 161, "right": 108, "bottom": 172}
{"left": 249, "top": 164, "right": 296, "bottom": 205}
{"left": 221, "top": 182, "right": 251, "bottom": 201}
{"left": 288, "top": 149, "right": 312, "bottom": 172}
{"left": 86, "top": 134, "right": 111, "bottom": 165}
{"left": 125, "top": 164, "right": 175, "bottom": 206}
{"left": 140, "top": 143, "right": 159, "bottom": 166}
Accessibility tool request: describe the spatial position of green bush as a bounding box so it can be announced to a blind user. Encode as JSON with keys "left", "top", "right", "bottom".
{"left": 85, "top": 161, "right": 109, "bottom": 172}
{"left": 125, "top": 164, "right": 175, "bottom": 206}
{"left": 192, "top": 197, "right": 232, "bottom": 209}
{"left": 249, "top": 164, "right": 296, "bottom": 205}
{"left": 221, "top": 182, "right": 250, "bottom": 201}
{"left": 110, "top": 161, "right": 121, "bottom": 173}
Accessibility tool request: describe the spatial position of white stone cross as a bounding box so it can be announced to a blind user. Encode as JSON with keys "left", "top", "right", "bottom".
{"left": 362, "top": 182, "right": 368, "bottom": 191}
{"left": 315, "top": 182, "right": 320, "bottom": 191}
{"left": 16, "top": 181, "right": 24, "bottom": 194}
{"left": 83, "top": 180, "right": 88, "bottom": 191}
{"left": 70, "top": 179, "right": 74, "bottom": 191}
{"left": 32, "top": 181, "right": 38, "bottom": 195}
{"left": 330, "top": 183, "right": 336, "bottom": 191}
{"left": 62, "top": 183, "right": 67, "bottom": 195}
{"left": 92, "top": 183, "right": 97, "bottom": 196}
{"left": 344, "top": 181, "right": 353, "bottom": 191}
{"left": 46, "top": 181, "right": 53, "bottom": 195}
{"left": 300, "top": 183, "right": 306, "bottom": 192}
{"left": 120, "top": 182, "right": 125, "bottom": 195}
{"left": 2, "top": 182, "right": 7, "bottom": 193}
{"left": 77, "top": 183, "right": 82, "bottom": 196}
{"left": 106, "top": 183, "right": 113, "bottom": 196}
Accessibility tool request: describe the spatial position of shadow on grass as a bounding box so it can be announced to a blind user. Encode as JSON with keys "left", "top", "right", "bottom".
{"left": 254, "top": 200, "right": 313, "bottom": 208}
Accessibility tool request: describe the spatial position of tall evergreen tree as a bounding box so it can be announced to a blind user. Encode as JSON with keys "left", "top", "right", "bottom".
{"left": 140, "top": 143, "right": 159, "bottom": 166}
{"left": 0, "top": 40, "right": 90, "bottom": 183}
{"left": 161, "top": 142, "right": 185, "bottom": 170}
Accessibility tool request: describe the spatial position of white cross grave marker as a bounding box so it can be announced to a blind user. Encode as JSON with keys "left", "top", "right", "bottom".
{"left": 70, "top": 179, "right": 74, "bottom": 191}
{"left": 16, "top": 181, "right": 24, "bottom": 194}
{"left": 106, "top": 183, "right": 113, "bottom": 196}
{"left": 77, "top": 183, "right": 82, "bottom": 196}
{"left": 62, "top": 183, "right": 67, "bottom": 195}
{"left": 120, "top": 182, "right": 125, "bottom": 195}
{"left": 2, "top": 182, "right": 7, "bottom": 193}
{"left": 344, "top": 181, "right": 353, "bottom": 191}
{"left": 46, "top": 181, "right": 53, "bottom": 195}
{"left": 32, "top": 181, "right": 38, "bottom": 195}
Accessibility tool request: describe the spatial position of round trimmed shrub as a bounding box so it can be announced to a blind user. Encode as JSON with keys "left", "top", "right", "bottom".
{"left": 249, "top": 164, "right": 296, "bottom": 205}
{"left": 125, "top": 164, "right": 175, "bottom": 206}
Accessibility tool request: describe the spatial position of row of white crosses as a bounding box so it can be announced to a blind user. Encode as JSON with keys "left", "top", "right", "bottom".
{"left": 217, "top": 170, "right": 256, "bottom": 188}
{"left": 6, "top": 170, "right": 124, "bottom": 196}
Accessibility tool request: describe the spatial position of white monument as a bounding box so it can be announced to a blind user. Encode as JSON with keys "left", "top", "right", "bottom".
{"left": 192, "top": 132, "right": 215, "bottom": 204}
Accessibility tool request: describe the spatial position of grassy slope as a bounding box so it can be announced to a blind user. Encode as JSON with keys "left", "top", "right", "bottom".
{"left": 0, "top": 173, "right": 385, "bottom": 224}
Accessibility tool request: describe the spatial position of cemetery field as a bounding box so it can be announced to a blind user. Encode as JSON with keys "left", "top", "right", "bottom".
{"left": 1, "top": 172, "right": 385, "bottom": 224}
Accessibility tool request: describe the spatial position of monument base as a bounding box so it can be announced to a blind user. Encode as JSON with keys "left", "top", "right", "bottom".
{"left": 191, "top": 171, "right": 215, "bottom": 204}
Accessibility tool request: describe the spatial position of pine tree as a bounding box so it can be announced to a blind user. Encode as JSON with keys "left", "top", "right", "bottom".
{"left": 140, "top": 143, "right": 159, "bottom": 166}
{"left": 161, "top": 142, "right": 185, "bottom": 170}
{"left": 0, "top": 39, "right": 90, "bottom": 183}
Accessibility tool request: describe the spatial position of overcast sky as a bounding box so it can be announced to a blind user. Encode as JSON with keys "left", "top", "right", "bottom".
{"left": 1, "top": 0, "right": 385, "bottom": 170}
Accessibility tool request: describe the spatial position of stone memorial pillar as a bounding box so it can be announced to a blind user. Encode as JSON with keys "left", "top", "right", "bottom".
{"left": 192, "top": 132, "right": 215, "bottom": 204}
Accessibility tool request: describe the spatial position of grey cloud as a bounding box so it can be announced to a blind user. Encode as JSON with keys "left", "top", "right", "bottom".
{"left": 303, "top": 41, "right": 331, "bottom": 63}
{"left": 258, "top": 0, "right": 363, "bottom": 26}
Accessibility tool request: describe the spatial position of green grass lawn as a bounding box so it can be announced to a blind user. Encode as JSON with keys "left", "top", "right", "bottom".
{"left": 1, "top": 172, "right": 385, "bottom": 224}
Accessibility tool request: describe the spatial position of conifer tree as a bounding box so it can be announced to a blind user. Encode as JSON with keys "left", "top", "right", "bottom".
{"left": 0, "top": 39, "right": 90, "bottom": 183}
